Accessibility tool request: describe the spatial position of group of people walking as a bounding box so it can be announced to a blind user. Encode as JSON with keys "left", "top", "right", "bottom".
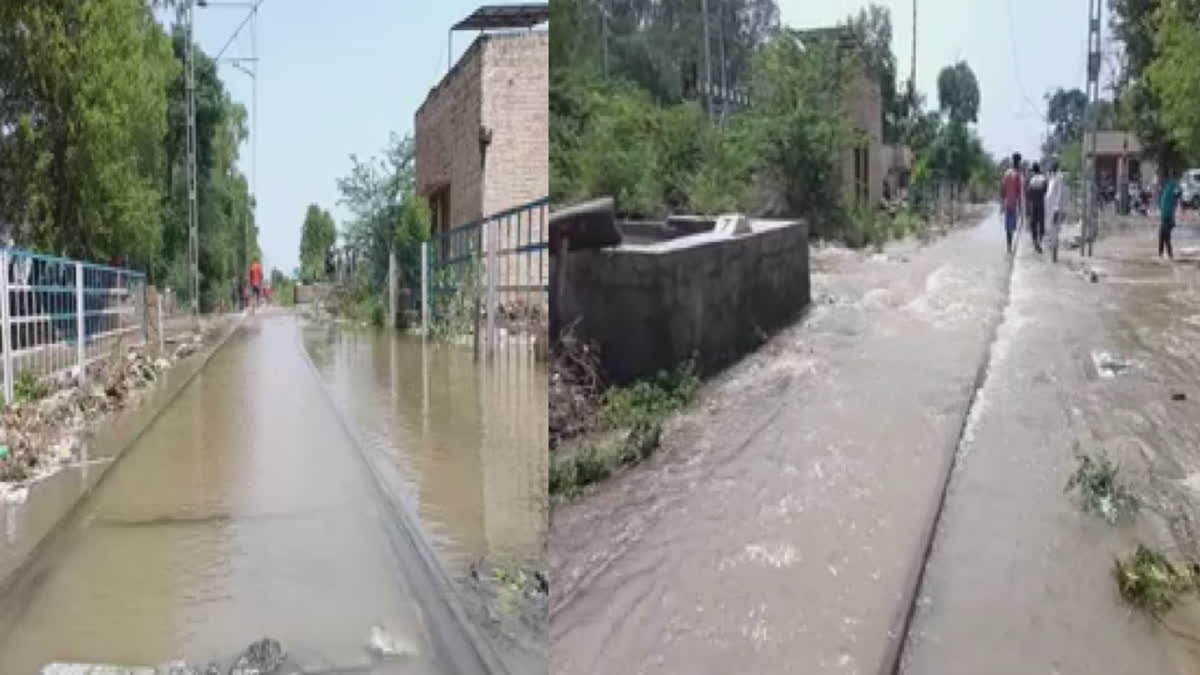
{"left": 1000, "top": 152, "right": 1069, "bottom": 261}
{"left": 999, "top": 151, "right": 1183, "bottom": 261}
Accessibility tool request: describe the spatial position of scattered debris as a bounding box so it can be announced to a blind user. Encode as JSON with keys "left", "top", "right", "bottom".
{"left": 230, "top": 637, "right": 284, "bottom": 675}
{"left": 466, "top": 557, "right": 549, "bottom": 654}
{"left": 366, "top": 624, "right": 418, "bottom": 659}
{"left": 1092, "top": 351, "right": 1132, "bottom": 378}
{"left": 1114, "top": 544, "right": 1200, "bottom": 615}
{"left": 1065, "top": 449, "right": 1140, "bottom": 524}
{"left": 1, "top": 323, "right": 226, "bottom": 486}
{"left": 549, "top": 325, "right": 605, "bottom": 449}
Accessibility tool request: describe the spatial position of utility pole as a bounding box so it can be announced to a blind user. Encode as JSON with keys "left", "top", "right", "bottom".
{"left": 718, "top": 0, "right": 728, "bottom": 122}
{"left": 1082, "top": 0, "right": 1102, "bottom": 257}
{"left": 601, "top": 0, "right": 608, "bottom": 79}
{"left": 701, "top": 0, "right": 711, "bottom": 117}
{"left": 911, "top": 0, "right": 917, "bottom": 93}
{"left": 186, "top": 1, "right": 199, "bottom": 315}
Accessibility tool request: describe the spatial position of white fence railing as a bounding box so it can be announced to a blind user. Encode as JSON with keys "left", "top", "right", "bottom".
{"left": 0, "top": 248, "right": 147, "bottom": 403}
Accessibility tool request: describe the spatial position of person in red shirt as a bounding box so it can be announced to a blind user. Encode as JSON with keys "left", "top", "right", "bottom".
{"left": 1000, "top": 152, "right": 1025, "bottom": 255}
{"left": 249, "top": 259, "right": 262, "bottom": 308}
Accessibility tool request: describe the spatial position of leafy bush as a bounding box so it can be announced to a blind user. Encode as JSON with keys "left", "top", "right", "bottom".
{"left": 13, "top": 370, "right": 47, "bottom": 403}
{"left": 602, "top": 360, "right": 699, "bottom": 428}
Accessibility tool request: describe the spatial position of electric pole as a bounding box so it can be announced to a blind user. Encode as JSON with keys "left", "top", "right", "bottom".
{"left": 701, "top": 0, "right": 711, "bottom": 117}
{"left": 1082, "top": 0, "right": 1102, "bottom": 257}
{"left": 911, "top": 0, "right": 917, "bottom": 90}
{"left": 601, "top": 0, "right": 608, "bottom": 79}
{"left": 186, "top": 1, "right": 199, "bottom": 315}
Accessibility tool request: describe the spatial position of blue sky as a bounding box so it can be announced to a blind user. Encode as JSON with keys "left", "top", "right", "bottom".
{"left": 781, "top": 0, "right": 1113, "bottom": 160}
{"left": 182, "top": 1, "right": 498, "bottom": 275}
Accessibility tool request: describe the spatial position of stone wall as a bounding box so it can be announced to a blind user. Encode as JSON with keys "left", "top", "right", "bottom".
{"left": 553, "top": 220, "right": 810, "bottom": 384}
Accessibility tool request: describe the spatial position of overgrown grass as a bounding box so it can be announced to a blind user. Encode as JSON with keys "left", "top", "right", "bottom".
{"left": 1064, "top": 450, "right": 1140, "bottom": 524}
{"left": 600, "top": 361, "right": 699, "bottom": 427}
{"left": 1114, "top": 545, "right": 1200, "bottom": 615}
{"left": 12, "top": 370, "right": 47, "bottom": 403}
{"left": 550, "top": 361, "right": 697, "bottom": 499}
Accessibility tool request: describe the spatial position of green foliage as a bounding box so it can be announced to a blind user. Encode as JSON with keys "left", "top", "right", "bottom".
{"left": 549, "top": 444, "right": 611, "bottom": 498}
{"left": 335, "top": 133, "right": 430, "bottom": 298}
{"left": 843, "top": 4, "right": 905, "bottom": 144}
{"left": 1110, "top": 0, "right": 1189, "bottom": 168}
{"left": 937, "top": 61, "right": 980, "bottom": 125}
{"left": 1114, "top": 544, "right": 1200, "bottom": 615}
{"left": 299, "top": 204, "right": 337, "bottom": 284}
{"left": 0, "top": 0, "right": 175, "bottom": 265}
{"left": 1146, "top": 0, "right": 1200, "bottom": 163}
{"left": 0, "top": 3, "right": 263, "bottom": 313}
{"left": 1065, "top": 449, "right": 1140, "bottom": 524}
{"left": 601, "top": 360, "right": 699, "bottom": 428}
{"left": 12, "top": 370, "right": 47, "bottom": 403}
{"left": 427, "top": 253, "right": 484, "bottom": 340}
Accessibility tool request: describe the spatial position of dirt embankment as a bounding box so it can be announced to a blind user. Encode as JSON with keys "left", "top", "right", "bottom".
{"left": 0, "top": 317, "right": 231, "bottom": 494}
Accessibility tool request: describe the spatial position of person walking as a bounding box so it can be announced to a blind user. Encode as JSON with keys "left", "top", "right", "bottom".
{"left": 1044, "top": 158, "right": 1067, "bottom": 262}
{"left": 249, "top": 258, "right": 262, "bottom": 310}
{"left": 1159, "top": 167, "right": 1181, "bottom": 260}
{"left": 1027, "top": 162, "right": 1049, "bottom": 254}
{"left": 1000, "top": 152, "right": 1024, "bottom": 254}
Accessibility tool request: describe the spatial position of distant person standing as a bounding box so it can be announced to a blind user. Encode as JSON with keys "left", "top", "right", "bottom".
{"left": 1000, "top": 152, "right": 1025, "bottom": 254}
{"left": 1159, "top": 168, "right": 1181, "bottom": 260}
{"left": 1026, "top": 162, "right": 1049, "bottom": 254}
{"left": 249, "top": 258, "right": 262, "bottom": 308}
{"left": 1045, "top": 159, "right": 1067, "bottom": 262}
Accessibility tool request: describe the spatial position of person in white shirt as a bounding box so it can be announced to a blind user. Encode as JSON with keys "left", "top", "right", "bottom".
{"left": 1045, "top": 158, "right": 1066, "bottom": 262}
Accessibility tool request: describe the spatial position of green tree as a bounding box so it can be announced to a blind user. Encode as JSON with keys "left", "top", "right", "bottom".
{"left": 742, "top": 31, "right": 849, "bottom": 227}
{"left": 1109, "top": 0, "right": 1186, "bottom": 168}
{"left": 336, "top": 133, "right": 430, "bottom": 295}
{"left": 298, "top": 204, "right": 336, "bottom": 283}
{"left": 1146, "top": 0, "right": 1200, "bottom": 163}
{"left": 0, "top": 0, "right": 175, "bottom": 263}
{"left": 937, "top": 61, "right": 980, "bottom": 125}
{"left": 843, "top": 4, "right": 903, "bottom": 143}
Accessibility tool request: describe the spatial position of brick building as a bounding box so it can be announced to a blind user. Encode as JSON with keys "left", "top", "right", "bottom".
{"left": 414, "top": 5, "right": 548, "bottom": 312}
{"left": 415, "top": 7, "right": 548, "bottom": 233}
{"left": 794, "top": 27, "right": 884, "bottom": 207}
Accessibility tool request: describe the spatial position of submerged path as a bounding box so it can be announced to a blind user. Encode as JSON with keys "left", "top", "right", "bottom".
{"left": 552, "top": 214, "right": 1200, "bottom": 674}
{"left": 0, "top": 315, "right": 500, "bottom": 674}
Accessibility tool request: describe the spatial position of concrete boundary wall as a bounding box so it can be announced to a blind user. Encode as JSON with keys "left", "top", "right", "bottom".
{"left": 554, "top": 220, "right": 811, "bottom": 383}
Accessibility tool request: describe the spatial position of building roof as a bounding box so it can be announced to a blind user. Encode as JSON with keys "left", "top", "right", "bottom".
{"left": 790, "top": 26, "right": 861, "bottom": 53}
{"left": 451, "top": 4, "right": 549, "bottom": 31}
{"left": 1085, "top": 130, "right": 1143, "bottom": 156}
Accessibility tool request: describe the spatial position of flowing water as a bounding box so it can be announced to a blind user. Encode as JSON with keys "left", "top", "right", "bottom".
{"left": 0, "top": 314, "right": 541, "bottom": 674}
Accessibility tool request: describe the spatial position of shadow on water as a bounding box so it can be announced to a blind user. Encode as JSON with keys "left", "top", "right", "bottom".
{"left": 299, "top": 323, "right": 548, "bottom": 576}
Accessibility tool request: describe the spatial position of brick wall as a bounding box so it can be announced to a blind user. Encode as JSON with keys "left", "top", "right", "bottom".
{"left": 415, "top": 36, "right": 485, "bottom": 229}
{"left": 415, "top": 31, "right": 550, "bottom": 312}
{"left": 841, "top": 69, "right": 884, "bottom": 206}
{"left": 479, "top": 32, "right": 549, "bottom": 310}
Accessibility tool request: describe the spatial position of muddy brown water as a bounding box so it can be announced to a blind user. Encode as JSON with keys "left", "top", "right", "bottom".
{"left": 0, "top": 314, "right": 538, "bottom": 674}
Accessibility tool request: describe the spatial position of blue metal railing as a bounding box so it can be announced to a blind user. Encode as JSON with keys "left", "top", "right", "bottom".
{"left": 424, "top": 197, "right": 548, "bottom": 329}
{"left": 0, "top": 248, "right": 146, "bottom": 402}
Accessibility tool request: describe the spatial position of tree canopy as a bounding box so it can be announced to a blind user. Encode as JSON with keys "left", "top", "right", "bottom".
{"left": 0, "top": 0, "right": 260, "bottom": 311}
{"left": 937, "top": 61, "right": 980, "bottom": 125}
{"left": 298, "top": 204, "right": 336, "bottom": 283}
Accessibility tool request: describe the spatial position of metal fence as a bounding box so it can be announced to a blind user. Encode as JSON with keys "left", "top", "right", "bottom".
{"left": 0, "top": 248, "right": 146, "bottom": 403}
{"left": 415, "top": 197, "right": 549, "bottom": 347}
